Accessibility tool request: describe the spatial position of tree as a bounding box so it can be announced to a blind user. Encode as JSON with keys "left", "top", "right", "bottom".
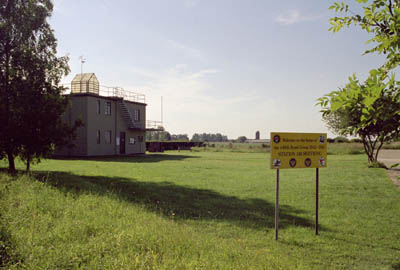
{"left": 318, "top": 71, "right": 400, "bottom": 163}
{"left": 190, "top": 133, "right": 229, "bottom": 142}
{"left": 0, "top": 0, "right": 78, "bottom": 173}
{"left": 17, "top": 82, "right": 81, "bottom": 173}
{"left": 236, "top": 136, "right": 247, "bottom": 143}
{"left": 171, "top": 134, "right": 189, "bottom": 141}
{"left": 317, "top": 0, "right": 400, "bottom": 164}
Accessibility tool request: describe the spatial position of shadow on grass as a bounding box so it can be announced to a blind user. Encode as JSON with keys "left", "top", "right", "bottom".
{"left": 0, "top": 221, "right": 23, "bottom": 267}
{"left": 50, "top": 153, "right": 199, "bottom": 163}
{"left": 33, "top": 171, "right": 322, "bottom": 231}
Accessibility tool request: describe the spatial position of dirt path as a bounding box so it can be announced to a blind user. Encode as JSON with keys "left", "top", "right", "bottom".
{"left": 378, "top": 150, "right": 400, "bottom": 189}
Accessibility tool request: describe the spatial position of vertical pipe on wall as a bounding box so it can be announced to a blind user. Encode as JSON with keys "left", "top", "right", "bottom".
{"left": 115, "top": 99, "right": 117, "bottom": 155}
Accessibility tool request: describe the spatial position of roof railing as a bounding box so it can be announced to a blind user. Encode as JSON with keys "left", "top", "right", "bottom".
{"left": 146, "top": 120, "right": 164, "bottom": 131}
{"left": 99, "top": 85, "right": 146, "bottom": 103}
{"left": 60, "top": 82, "right": 146, "bottom": 103}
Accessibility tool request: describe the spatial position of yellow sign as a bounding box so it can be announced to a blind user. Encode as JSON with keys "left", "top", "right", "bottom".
{"left": 270, "top": 132, "right": 327, "bottom": 169}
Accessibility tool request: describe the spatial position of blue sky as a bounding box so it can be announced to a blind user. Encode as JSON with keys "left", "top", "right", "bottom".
{"left": 51, "top": 0, "right": 386, "bottom": 139}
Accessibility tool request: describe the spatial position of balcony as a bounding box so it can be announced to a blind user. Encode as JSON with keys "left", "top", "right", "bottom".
{"left": 146, "top": 120, "right": 164, "bottom": 131}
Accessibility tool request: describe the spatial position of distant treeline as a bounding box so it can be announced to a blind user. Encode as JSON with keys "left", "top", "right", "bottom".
{"left": 146, "top": 131, "right": 229, "bottom": 142}
{"left": 191, "top": 133, "right": 229, "bottom": 142}
{"left": 146, "top": 131, "right": 189, "bottom": 141}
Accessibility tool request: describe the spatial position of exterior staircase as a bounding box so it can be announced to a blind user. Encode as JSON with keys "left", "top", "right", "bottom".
{"left": 118, "top": 100, "right": 136, "bottom": 129}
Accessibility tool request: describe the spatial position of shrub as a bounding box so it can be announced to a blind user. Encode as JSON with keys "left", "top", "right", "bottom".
{"left": 334, "top": 136, "right": 349, "bottom": 143}
{"left": 368, "top": 162, "right": 387, "bottom": 169}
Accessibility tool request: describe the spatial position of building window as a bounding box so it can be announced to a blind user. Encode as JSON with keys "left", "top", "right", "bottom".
{"left": 104, "top": 130, "right": 112, "bottom": 144}
{"left": 105, "top": 102, "right": 111, "bottom": 115}
{"left": 138, "top": 135, "right": 144, "bottom": 142}
{"left": 129, "top": 138, "right": 135, "bottom": 144}
{"left": 96, "top": 100, "right": 101, "bottom": 114}
{"left": 134, "top": 109, "right": 140, "bottom": 121}
{"left": 96, "top": 130, "right": 100, "bottom": 144}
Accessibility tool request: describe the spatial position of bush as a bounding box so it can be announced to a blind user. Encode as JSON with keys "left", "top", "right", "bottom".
{"left": 368, "top": 162, "right": 387, "bottom": 169}
{"left": 334, "top": 136, "right": 349, "bottom": 143}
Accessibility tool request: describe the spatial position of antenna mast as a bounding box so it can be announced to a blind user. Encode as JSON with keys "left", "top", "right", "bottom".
{"left": 161, "top": 96, "right": 163, "bottom": 126}
{"left": 79, "top": 55, "right": 86, "bottom": 76}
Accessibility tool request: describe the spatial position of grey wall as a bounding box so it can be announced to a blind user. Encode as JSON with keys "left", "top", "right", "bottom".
{"left": 55, "top": 95, "right": 88, "bottom": 156}
{"left": 86, "top": 96, "right": 118, "bottom": 156}
{"left": 56, "top": 94, "right": 147, "bottom": 156}
{"left": 123, "top": 100, "right": 146, "bottom": 154}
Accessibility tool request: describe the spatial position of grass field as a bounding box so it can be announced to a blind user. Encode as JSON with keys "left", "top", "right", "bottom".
{"left": 0, "top": 151, "right": 399, "bottom": 269}
{"left": 193, "top": 141, "right": 366, "bottom": 154}
{"left": 194, "top": 141, "right": 400, "bottom": 154}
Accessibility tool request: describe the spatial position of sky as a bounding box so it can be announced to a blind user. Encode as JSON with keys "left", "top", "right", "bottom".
{"left": 50, "top": 0, "right": 387, "bottom": 140}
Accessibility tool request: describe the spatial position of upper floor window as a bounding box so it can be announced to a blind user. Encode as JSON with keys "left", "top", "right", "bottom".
{"left": 105, "top": 102, "right": 111, "bottom": 115}
{"left": 134, "top": 109, "right": 140, "bottom": 121}
{"left": 96, "top": 100, "right": 101, "bottom": 114}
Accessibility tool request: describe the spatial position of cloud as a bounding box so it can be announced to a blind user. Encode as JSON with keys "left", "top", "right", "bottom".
{"left": 275, "top": 9, "right": 324, "bottom": 25}
{"left": 127, "top": 65, "right": 281, "bottom": 137}
{"left": 164, "top": 39, "right": 206, "bottom": 62}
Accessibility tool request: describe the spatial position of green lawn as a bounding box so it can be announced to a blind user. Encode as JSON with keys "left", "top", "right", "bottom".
{"left": 0, "top": 152, "right": 399, "bottom": 269}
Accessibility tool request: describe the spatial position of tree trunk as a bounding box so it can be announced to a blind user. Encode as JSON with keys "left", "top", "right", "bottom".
{"left": 7, "top": 151, "right": 16, "bottom": 174}
{"left": 361, "top": 135, "right": 376, "bottom": 163}
{"left": 26, "top": 155, "right": 31, "bottom": 174}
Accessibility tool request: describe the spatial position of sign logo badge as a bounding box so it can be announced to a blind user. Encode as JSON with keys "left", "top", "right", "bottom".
{"left": 305, "top": 158, "right": 312, "bottom": 167}
{"left": 319, "top": 157, "right": 325, "bottom": 166}
{"left": 289, "top": 158, "right": 297, "bottom": 168}
{"left": 273, "top": 135, "right": 280, "bottom": 143}
{"left": 273, "top": 159, "right": 281, "bottom": 168}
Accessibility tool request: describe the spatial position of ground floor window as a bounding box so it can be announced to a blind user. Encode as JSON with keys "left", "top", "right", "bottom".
{"left": 104, "top": 130, "right": 112, "bottom": 144}
{"left": 138, "top": 135, "right": 144, "bottom": 142}
{"left": 96, "top": 130, "right": 100, "bottom": 144}
{"left": 129, "top": 137, "right": 135, "bottom": 144}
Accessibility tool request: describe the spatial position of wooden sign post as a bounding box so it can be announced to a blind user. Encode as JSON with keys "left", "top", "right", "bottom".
{"left": 270, "top": 132, "right": 327, "bottom": 240}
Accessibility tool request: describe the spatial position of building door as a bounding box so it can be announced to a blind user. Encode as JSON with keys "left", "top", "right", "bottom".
{"left": 120, "top": 132, "right": 126, "bottom": 154}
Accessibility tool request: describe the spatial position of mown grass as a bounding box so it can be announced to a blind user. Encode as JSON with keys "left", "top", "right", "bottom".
{"left": 193, "top": 142, "right": 269, "bottom": 153}
{"left": 0, "top": 152, "right": 399, "bottom": 269}
{"left": 195, "top": 141, "right": 400, "bottom": 154}
{"left": 194, "top": 142, "right": 366, "bottom": 155}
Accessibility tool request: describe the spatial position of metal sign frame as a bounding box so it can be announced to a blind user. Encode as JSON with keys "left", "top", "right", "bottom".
{"left": 271, "top": 132, "right": 326, "bottom": 240}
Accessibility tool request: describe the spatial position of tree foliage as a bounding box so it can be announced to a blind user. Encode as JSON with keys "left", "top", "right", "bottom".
{"left": 318, "top": 71, "right": 400, "bottom": 162}
{"left": 0, "top": 0, "right": 79, "bottom": 173}
{"left": 236, "top": 136, "right": 247, "bottom": 143}
{"left": 318, "top": 0, "right": 400, "bottom": 164}
{"left": 146, "top": 131, "right": 190, "bottom": 142}
{"left": 191, "top": 133, "right": 229, "bottom": 142}
{"left": 329, "top": 0, "right": 400, "bottom": 70}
